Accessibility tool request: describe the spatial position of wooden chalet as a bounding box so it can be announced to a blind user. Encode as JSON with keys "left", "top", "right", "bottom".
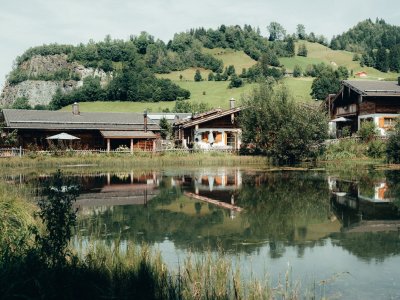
{"left": 326, "top": 79, "right": 400, "bottom": 137}
{"left": 173, "top": 99, "right": 243, "bottom": 150}
{"left": 0, "top": 103, "right": 160, "bottom": 151}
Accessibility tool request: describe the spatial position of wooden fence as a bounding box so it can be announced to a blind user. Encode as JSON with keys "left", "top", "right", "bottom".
{"left": 0, "top": 147, "right": 238, "bottom": 157}
{"left": 0, "top": 147, "right": 24, "bottom": 158}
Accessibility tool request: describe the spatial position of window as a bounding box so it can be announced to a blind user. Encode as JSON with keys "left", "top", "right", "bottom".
{"left": 384, "top": 117, "right": 396, "bottom": 127}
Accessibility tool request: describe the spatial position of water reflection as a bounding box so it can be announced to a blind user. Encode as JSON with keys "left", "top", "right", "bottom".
{"left": 6, "top": 167, "right": 400, "bottom": 298}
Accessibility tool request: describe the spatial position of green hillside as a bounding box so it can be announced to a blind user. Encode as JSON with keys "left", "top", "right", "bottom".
{"left": 281, "top": 41, "right": 398, "bottom": 80}
{"left": 61, "top": 42, "right": 398, "bottom": 113}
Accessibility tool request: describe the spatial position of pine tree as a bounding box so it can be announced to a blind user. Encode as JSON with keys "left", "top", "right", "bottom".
{"left": 194, "top": 69, "right": 202, "bottom": 82}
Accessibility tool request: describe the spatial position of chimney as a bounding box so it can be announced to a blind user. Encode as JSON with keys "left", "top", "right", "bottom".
{"left": 144, "top": 109, "right": 148, "bottom": 133}
{"left": 229, "top": 97, "right": 235, "bottom": 109}
{"left": 72, "top": 102, "right": 80, "bottom": 115}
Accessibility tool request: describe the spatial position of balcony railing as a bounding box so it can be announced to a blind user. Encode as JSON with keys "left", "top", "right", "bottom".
{"left": 336, "top": 104, "right": 357, "bottom": 116}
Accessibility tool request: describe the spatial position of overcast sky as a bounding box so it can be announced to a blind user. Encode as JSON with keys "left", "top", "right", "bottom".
{"left": 1, "top": 0, "right": 400, "bottom": 87}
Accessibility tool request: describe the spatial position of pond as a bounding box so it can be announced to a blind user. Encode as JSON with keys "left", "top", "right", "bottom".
{"left": 12, "top": 167, "right": 400, "bottom": 299}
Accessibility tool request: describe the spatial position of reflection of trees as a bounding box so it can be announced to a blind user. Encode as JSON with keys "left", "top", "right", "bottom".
{"left": 76, "top": 173, "right": 338, "bottom": 256}
{"left": 385, "top": 171, "right": 400, "bottom": 209}
{"left": 238, "top": 172, "right": 331, "bottom": 258}
{"left": 331, "top": 232, "right": 400, "bottom": 262}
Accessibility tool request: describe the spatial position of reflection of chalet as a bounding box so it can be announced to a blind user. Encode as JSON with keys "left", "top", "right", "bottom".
{"left": 174, "top": 99, "right": 243, "bottom": 150}
{"left": 75, "top": 173, "right": 159, "bottom": 212}
{"left": 325, "top": 79, "right": 400, "bottom": 137}
{"left": 328, "top": 177, "right": 400, "bottom": 231}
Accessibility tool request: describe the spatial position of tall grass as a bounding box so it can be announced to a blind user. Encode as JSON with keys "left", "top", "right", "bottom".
{"left": 0, "top": 182, "right": 36, "bottom": 257}
{"left": 0, "top": 152, "right": 268, "bottom": 170}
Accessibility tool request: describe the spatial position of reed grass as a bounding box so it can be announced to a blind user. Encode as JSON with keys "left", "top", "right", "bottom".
{"left": 0, "top": 182, "right": 36, "bottom": 257}
{"left": 0, "top": 152, "right": 268, "bottom": 170}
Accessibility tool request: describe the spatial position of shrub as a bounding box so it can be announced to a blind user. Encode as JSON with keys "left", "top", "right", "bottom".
{"left": 240, "top": 82, "right": 328, "bottom": 164}
{"left": 358, "top": 121, "right": 378, "bottom": 142}
{"left": 386, "top": 123, "right": 400, "bottom": 163}
{"left": 367, "top": 140, "right": 386, "bottom": 158}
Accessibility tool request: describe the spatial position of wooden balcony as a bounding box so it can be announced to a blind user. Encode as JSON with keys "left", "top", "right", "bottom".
{"left": 336, "top": 104, "right": 357, "bottom": 116}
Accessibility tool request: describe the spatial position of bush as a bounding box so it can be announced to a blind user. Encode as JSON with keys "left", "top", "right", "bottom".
{"left": 386, "top": 123, "right": 400, "bottom": 163}
{"left": 367, "top": 140, "right": 386, "bottom": 158}
{"left": 323, "top": 139, "right": 367, "bottom": 160}
{"left": 358, "top": 121, "right": 378, "bottom": 142}
{"left": 293, "top": 65, "right": 302, "bottom": 77}
{"left": 240, "top": 82, "right": 328, "bottom": 164}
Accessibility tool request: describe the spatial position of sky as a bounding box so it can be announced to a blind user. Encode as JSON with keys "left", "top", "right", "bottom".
{"left": 1, "top": 0, "right": 400, "bottom": 87}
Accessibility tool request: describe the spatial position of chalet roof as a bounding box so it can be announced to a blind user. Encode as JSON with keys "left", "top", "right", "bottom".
{"left": 174, "top": 108, "right": 223, "bottom": 126}
{"left": 1, "top": 109, "right": 160, "bottom": 131}
{"left": 175, "top": 107, "right": 243, "bottom": 129}
{"left": 147, "top": 113, "right": 192, "bottom": 124}
{"left": 342, "top": 80, "right": 400, "bottom": 97}
{"left": 100, "top": 130, "right": 157, "bottom": 139}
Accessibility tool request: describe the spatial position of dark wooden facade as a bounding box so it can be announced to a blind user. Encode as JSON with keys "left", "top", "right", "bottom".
{"left": 327, "top": 80, "right": 400, "bottom": 135}
{"left": 1, "top": 108, "right": 160, "bottom": 151}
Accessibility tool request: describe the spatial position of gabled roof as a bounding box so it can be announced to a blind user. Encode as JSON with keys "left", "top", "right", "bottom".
{"left": 174, "top": 108, "right": 223, "bottom": 126}
{"left": 175, "top": 107, "right": 243, "bottom": 129}
{"left": 342, "top": 80, "right": 400, "bottom": 97}
{"left": 2, "top": 109, "right": 160, "bottom": 131}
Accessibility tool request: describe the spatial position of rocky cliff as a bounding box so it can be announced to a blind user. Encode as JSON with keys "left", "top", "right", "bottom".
{"left": 0, "top": 54, "right": 111, "bottom": 107}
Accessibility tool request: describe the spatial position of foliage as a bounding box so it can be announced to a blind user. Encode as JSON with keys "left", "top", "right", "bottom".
{"left": 0, "top": 182, "right": 36, "bottom": 259}
{"left": 330, "top": 18, "right": 400, "bottom": 72}
{"left": 357, "top": 121, "right": 378, "bottom": 142}
{"left": 0, "top": 123, "right": 19, "bottom": 147}
{"left": 386, "top": 123, "right": 400, "bottom": 163}
{"left": 297, "top": 43, "right": 308, "bottom": 57}
{"left": 11, "top": 97, "right": 32, "bottom": 110}
{"left": 330, "top": 18, "right": 400, "bottom": 53}
{"left": 267, "top": 22, "right": 286, "bottom": 41}
{"left": 322, "top": 139, "right": 368, "bottom": 160}
{"left": 36, "top": 170, "right": 79, "bottom": 266}
{"left": 285, "top": 37, "right": 295, "bottom": 57}
{"left": 240, "top": 83, "right": 328, "bottom": 163}
{"left": 159, "top": 117, "right": 171, "bottom": 139}
{"left": 228, "top": 74, "right": 243, "bottom": 88}
{"left": 173, "top": 99, "right": 211, "bottom": 114}
{"left": 366, "top": 139, "right": 386, "bottom": 158}
{"left": 297, "top": 24, "right": 306, "bottom": 40}
{"left": 194, "top": 69, "right": 202, "bottom": 82}
{"left": 375, "top": 47, "right": 389, "bottom": 72}
{"left": 310, "top": 67, "right": 344, "bottom": 100}
{"left": 293, "top": 65, "right": 302, "bottom": 77}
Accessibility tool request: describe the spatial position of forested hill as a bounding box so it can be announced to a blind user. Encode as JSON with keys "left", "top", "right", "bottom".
{"left": 330, "top": 19, "right": 400, "bottom": 72}
{"left": 1, "top": 20, "right": 399, "bottom": 110}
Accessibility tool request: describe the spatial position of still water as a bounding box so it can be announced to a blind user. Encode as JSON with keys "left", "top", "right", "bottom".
{"left": 27, "top": 168, "right": 400, "bottom": 299}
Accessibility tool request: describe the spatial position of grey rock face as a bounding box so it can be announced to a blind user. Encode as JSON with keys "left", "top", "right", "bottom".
{"left": 0, "top": 54, "right": 111, "bottom": 107}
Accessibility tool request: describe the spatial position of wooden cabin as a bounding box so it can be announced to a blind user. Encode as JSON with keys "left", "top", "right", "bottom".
{"left": 0, "top": 103, "right": 160, "bottom": 151}
{"left": 173, "top": 99, "right": 243, "bottom": 150}
{"left": 326, "top": 79, "right": 400, "bottom": 137}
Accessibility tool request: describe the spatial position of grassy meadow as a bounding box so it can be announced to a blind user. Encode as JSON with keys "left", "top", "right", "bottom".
{"left": 281, "top": 41, "right": 398, "bottom": 80}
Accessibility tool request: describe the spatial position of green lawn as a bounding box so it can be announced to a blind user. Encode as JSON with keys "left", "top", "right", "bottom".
{"left": 283, "top": 77, "right": 313, "bottom": 101}
{"left": 203, "top": 48, "right": 257, "bottom": 71}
